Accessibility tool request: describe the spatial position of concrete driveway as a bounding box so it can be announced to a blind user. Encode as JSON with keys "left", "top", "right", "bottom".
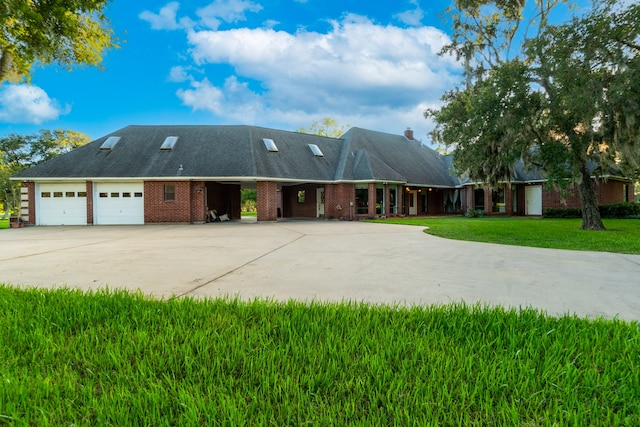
{"left": 1, "top": 220, "right": 639, "bottom": 321}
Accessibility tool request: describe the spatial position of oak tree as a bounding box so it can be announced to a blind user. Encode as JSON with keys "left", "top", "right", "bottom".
{"left": 0, "top": 0, "right": 117, "bottom": 83}
{"left": 427, "top": 0, "right": 640, "bottom": 230}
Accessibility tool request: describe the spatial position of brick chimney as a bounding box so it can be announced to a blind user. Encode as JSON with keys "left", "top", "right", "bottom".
{"left": 404, "top": 128, "right": 414, "bottom": 140}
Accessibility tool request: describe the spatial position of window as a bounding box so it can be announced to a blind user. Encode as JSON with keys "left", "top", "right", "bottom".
{"left": 111, "top": 192, "right": 119, "bottom": 198}
{"left": 308, "top": 144, "right": 324, "bottom": 157}
{"left": 160, "top": 136, "right": 178, "bottom": 151}
{"left": 492, "top": 188, "right": 505, "bottom": 213}
{"left": 41, "top": 192, "right": 51, "bottom": 198}
{"left": 444, "top": 190, "right": 461, "bottom": 213}
{"left": 123, "top": 192, "right": 131, "bottom": 198}
{"left": 99, "top": 192, "right": 108, "bottom": 198}
{"left": 100, "top": 136, "right": 121, "bottom": 151}
{"left": 623, "top": 184, "right": 629, "bottom": 202}
{"left": 376, "top": 185, "right": 384, "bottom": 214}
{"left": 355, "top": 185, "right": 368, "bottom": 215}
{"left": 297, "top": 190, "right": 305, "bottom": 203}
{"left": 474, "top": 189, "right": 485, "bottom": 211}
{"left": 53, "top": 192, "right": 63, "bottom": 198}
{"left": 164, "top": 185, "right": 176, "bottom": 201}
{"left": 263, "top": 138, "right": 278, "bottom": 152}
{"left": 389, "top": 186, "right": 397, "bottom": 214}
{"left": 78, "top": 192, "right": 87, "bottom": 198}
{"left": 134, "top": 192, "right": 143, "bottom": 198}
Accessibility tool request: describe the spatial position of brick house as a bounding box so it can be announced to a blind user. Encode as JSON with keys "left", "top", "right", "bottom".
{"left": 12, "top": 125, "right": 633, "bottom": 225}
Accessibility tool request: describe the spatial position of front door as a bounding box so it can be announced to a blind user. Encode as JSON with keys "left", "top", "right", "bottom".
{"left": 525, "top": 185, "right": 542, "bottom": 215}
{"left": 316, "top": 188, "right": 325, "bottom": 218}
{"left": 409, "top": 190, "right": 417, "bottom": 215}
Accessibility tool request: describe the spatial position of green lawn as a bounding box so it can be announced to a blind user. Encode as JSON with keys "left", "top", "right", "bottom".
{"left": 1, "top": 286, "right": 638, "bottom": 426}
{"left": 371, "top": 217, "right": 640, "bottom": 254}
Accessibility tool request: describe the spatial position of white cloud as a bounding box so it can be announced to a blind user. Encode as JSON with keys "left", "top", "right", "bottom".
{"left": 141, "top": 0, "right": 264, "bottom": 31}
{"left": 139, "top": 2, "right": 182, "bottom": 30}
{"left": 185, "top": 15, "right": 458, "bottom": 111}
{"left": 152, "top": 5, "right": 461, "bottom": 141}
{"left": 196, "top": 0, "right": 263, "bottom": 30}
{"left": 0, "top": 84, "right": 69, "bottom": 125}
{"left": 394, "top": 0, "right": 425, "bottom": 27}
{"left": 167, "top": 65, "right": 192, "bottom": 82}
{"left": 176, "top": 76, "right": 265, "bottom": 122}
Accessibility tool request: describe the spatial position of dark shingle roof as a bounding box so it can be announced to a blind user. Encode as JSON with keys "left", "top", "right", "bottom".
{"left": 14, "top": 124, "right": 462, "bottom": 187}
{"left": 338, "top": 128, "right": 458, "bottom": 186}
{"left": 14, "top": 125, "right": 343, "bottom": 182}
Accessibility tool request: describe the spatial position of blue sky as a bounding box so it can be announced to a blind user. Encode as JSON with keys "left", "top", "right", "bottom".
{"left": 1, "top": 1, "right": 483, "bottom": 142}
{"left": 0, "top": 0, "right": 465, "bottom": 143}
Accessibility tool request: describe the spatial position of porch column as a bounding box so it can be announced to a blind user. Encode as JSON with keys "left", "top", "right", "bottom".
{"left": 86, "top": 181, "right": 94, "bottom": 225}
{"left": 384, "top": 184, "right": 391, "bottom": 216}
{"left": 190, "top": 181, "right": 207, "bottom": 223}
{"left": 484, "top": 187, "right": 492, "bottom": 215}
{"left": 257, "top": 181, "right": 278, "bottom": 221}
{"left": 505, "top": 183, "right": 513, "bottom": 217}
{"left": 368, "top": 183, "right": 376, "bottom": 217}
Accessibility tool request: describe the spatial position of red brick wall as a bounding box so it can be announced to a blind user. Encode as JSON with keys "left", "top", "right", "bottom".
{"left": 144, "top": 181, "right": 192, "bottom": 223}
{"left": 282, "top": 184, "right": 318, "bottom": 218}
{"left": 541, "top": 179, "right": 630, "bottom": 210}
{"left": 86, "top": 181, "right": 94, "bottom": 225}
{"left": 324, "top": 183, "right": 354, "bottom": 220}
{"left": 257, "top": 181, "right": 278, "bottom": 221}
{"left": 599, "top": 180, "right": 628, "bottom": 205}
{"left": 190, "top": 181, "right": 207, "bottom": 223}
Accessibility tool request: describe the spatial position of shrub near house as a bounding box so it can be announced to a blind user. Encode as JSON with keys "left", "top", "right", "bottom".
{"left": 544, "top": 202, "right": 640, "bottom": 219}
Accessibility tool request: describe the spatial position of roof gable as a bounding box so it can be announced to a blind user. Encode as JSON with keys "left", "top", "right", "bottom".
{"left": 338, "top": 127, "right": 458, "bottom": 186}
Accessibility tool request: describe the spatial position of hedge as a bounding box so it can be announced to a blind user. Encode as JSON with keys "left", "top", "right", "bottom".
{"left": 544, "top": 202, "right": 640, "bottom": 219}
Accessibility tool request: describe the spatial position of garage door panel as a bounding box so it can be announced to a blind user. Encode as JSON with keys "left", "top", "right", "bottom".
{"left": 94, "top": 183, "right": 144, "bottom": 225}
{"left": 38, "top": 184, "right": 87, "bottom": 225}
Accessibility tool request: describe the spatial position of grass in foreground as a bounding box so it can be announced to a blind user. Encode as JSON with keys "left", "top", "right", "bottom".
{"left": 1, "top": 286, "right": 638, "bottom": 426}
{"left": 371, "top": 217, "right": 640, "bottom": 254}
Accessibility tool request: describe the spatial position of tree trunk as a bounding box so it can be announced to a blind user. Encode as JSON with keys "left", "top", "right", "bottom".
{"left": 577, "top": 159, "right": 605, "bottom": 231}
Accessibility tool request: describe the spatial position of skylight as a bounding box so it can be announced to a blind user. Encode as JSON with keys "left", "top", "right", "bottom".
{"left": 160, "top": 136, "right": 178, "bottom": 151}
{"left": 308, "top": 144, "right": 324, "bottom": 157}
{"left": 263, "top": 138, "right": 278, "bottom": 152}
{"left": 100, "top": 136, "right": 121, "bottom": 151}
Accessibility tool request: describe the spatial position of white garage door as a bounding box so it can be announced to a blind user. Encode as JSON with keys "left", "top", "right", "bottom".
{"left": 525, "top": 185, "right": 543, "bottom": 216}
{"left": 94, "top": 183, "right": 144, "bottom": 225}
{"left": 38, "top": 183, "right": 88, "bottom": 225}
